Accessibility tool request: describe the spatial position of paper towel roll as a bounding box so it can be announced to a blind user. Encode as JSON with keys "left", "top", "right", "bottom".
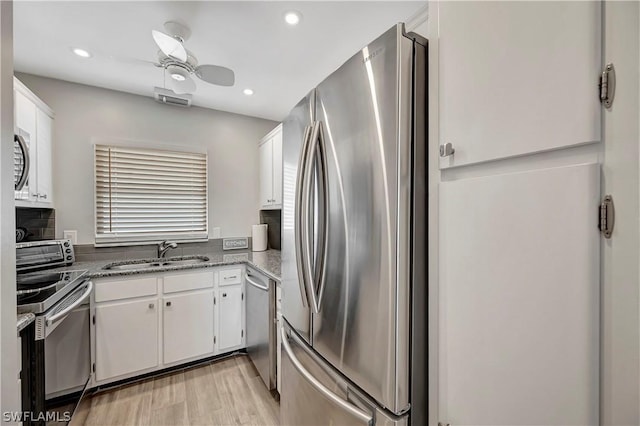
{"left": 252, "top": 224, "right": 268, "bottom": 252}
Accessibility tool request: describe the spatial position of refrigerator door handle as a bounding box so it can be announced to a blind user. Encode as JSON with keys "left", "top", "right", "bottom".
{"left": 302, "top": 121, "right": 329, "bottom": 314}
{"left": 301, "top": 122, "right": 319, "bottom": 312}
{"left": 281, "top": 326, "right": 373, "bottom": 425}
{"left": 295, "top": 125, "right": 313, "bottom": 308}
{"left": 312, "top": 121, "right": 329, "bottom": 312}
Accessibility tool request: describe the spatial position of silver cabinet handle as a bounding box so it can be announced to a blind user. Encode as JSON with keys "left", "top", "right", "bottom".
{"left": 47, "top": 281, "right": 93, "bottom": 326}
{"left": 440, "top": 142, "right": 455, "bottom": 157}
{"left": 244, "top": 273, "right": 269, "bottom": 291}
{"left": 149, "top": 303, "right": 155, "bottom": 309}
{"left": 39, "top": 194, "right": 47, "bottom": 199}
{"left": 281, "top": 327, "right": 372, "bottom": 424}
{"left": 224, "top": 275, "right": 237, "bottom": 280}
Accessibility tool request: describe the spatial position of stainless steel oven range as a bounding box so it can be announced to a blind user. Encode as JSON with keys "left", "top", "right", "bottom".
{"left": 17, "top": 239, "right": 93, "bottom": 425}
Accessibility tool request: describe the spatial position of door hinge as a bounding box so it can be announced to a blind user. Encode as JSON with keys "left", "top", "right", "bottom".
{"left": 599, "top": 195, "right": 615, "bottom": 239}
{"left": 242, "top": 292, "right": 244, "bottom": 301}
{"left": 241, "top": 329, "right": 244, "bottom": 338}
{"left": 599, "top": 63, "right": 615, "bottom": 108}
{"left": 92, "top": 315, "right": 95, "bottom": 325}
{"left": 214, "top": 336, "right": 216, "bottom": 344}
{"left": 92, "top": 363, "right": 96, "bottom": 373}
{"left": 214, "top": 296, "right": 216, "bottom": 305}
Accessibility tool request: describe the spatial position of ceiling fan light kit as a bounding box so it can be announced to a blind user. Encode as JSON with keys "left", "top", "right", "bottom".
{"left": 148, "top": 20, "right": 235, "bottom": 97}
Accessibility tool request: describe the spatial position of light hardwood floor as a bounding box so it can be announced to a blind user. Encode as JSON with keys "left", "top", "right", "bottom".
{"left": 71, "top": 355, "right": 280, "bottom": 426}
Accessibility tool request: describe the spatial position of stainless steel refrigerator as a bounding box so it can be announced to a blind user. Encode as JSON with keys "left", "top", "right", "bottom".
{"left": 280, "top": 24, "right": 426, "bottom": 426}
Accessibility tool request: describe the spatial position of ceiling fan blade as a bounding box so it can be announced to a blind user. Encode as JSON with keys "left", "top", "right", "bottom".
{"left": 195, "top": 64, "right": 235, "bottom": 87}
{"left": 152, "top": 30, "right": 187, "bottom": 62}
{"left": 170, "top": 74, "right": 197, "bottom": 94}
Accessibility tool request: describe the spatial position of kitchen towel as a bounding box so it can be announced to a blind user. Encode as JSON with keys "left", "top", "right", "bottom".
{"left": 252, "top": 224, "right": 268, "bottom": 251}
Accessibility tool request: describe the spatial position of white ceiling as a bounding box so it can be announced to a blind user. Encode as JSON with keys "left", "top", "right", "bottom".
{"left": 14, "top": 1, "right": 425, "bottom": 121}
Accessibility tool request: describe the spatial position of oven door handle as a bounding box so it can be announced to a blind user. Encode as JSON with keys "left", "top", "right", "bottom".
{"left": 46, "top": 281, "right": 93, "bottom": 327}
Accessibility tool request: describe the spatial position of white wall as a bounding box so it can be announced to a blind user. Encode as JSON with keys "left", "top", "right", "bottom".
{"left": 1, "top": 1, "right": 20, "bottom": 421}
{"left": 15, "top": 73, "right": 277, "bottom": 244}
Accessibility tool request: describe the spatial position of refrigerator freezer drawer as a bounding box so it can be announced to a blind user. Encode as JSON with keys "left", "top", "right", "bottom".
{"left": 281, "top": 322, "right": 408, "bottom": 426}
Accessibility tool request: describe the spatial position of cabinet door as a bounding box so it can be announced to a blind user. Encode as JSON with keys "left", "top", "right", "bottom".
{"left": 259, "top": 139, "right": 273, "bottom": 208}
{"left": 163, "top": 290, "right": 214, "bottom": 364}
{"left": 35, "top": 109, "right": 53, "bottom": 204}
{"left": 438, "top": 1, "right": 601, "bottom": 168}
{"left": 216, "top": 285, "right": 244, "bottom": 352}
{"left": 95, "top": 298, "right": 159, "bottom": 381}
{"left": 272, "top": 128, "right": 283, "bottom": 207}
{"left": 439, "top": 164, "right": 600, "bottom": 425}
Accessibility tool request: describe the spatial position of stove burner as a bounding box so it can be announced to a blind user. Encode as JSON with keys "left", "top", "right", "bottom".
{"left": 16, "top": 269, "right": 88, "bottom": 314}
{"left": 17, "top": 272, "right": 69, "bottom": 289}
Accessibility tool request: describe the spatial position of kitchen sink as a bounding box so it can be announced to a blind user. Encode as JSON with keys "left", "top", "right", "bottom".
{"left": 164, "top": 257, "right": 209, "bottom": 266}
{"left": 103, "top": 256, "right": 210, "bottom": 271}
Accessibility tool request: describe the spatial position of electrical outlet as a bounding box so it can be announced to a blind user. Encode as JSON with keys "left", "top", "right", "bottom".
{"left": 212, "top": 227, "right": 221, "bottom": 238}
{"left": 63, "top": 230, "right": 77, "bottom": 245}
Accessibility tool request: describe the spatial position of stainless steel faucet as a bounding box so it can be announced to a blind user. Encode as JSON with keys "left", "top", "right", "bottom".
{"left": 157, "top": 240, "right": 178, "bottom": 258}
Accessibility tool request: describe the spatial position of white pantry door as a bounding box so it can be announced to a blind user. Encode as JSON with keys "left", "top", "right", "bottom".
{"left": 440, "top": 164, "right": 600, "bottom": 425}
{"left": 434, "top": 1, "right": 603, "bottom": 425}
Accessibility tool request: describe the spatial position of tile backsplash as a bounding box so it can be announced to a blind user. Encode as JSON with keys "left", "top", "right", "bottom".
{"left": 16, "top": 207, "right": 55, "bottom": 241}
{"left": 260, "top": 209, "right": 281, "bottom": 250}
{"left": 73, "top": 238, "right": 252, "bottom": 262}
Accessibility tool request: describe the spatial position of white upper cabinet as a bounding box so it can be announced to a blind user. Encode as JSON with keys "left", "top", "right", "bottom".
{"left": 438, "top": 2, "right": 601, "bottom": 169}
{"left": 259, "top": 124, "right": 283, "bottom": 209}
{"left": 14, "top": 77, "right": 54, "bottom": 206}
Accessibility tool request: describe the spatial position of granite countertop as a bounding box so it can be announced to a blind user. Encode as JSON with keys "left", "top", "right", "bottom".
{"left": 49, "top": 249, "right": 281, "bottom": 282}
{"left": 17, "top": 312, "right": 35, "bottom": 333}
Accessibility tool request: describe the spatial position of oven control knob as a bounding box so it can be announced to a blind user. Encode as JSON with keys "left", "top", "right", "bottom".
{"left": 63, "top": 241, "right": 70, "bottom": 247}
{"left": 65, "top": 249, "right": 71, "bottom": 254}
{"left": 66, "top": 256, "right": 72, "bottom": 260}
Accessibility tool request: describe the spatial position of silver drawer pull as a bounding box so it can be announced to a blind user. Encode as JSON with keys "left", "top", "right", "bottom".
{"left": 225, "top": 275, "right": 237, "bottom": 279}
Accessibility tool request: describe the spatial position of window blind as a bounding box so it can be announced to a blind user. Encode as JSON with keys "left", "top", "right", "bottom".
{"left": 95, "top": 145, "right": 208, "bottom": 245}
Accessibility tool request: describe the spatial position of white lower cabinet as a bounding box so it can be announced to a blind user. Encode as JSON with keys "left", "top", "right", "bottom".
{"left": 92, "top": 267, "right": 245, "bottom": 387}
{"left": 163, "top": 290, "right": 214, "bottom": 364}
{"left": 215, "top": 284, "right": 244, "bottom": 352}
{"left": 94, "top": 297, "right": 159, "bottom": 382}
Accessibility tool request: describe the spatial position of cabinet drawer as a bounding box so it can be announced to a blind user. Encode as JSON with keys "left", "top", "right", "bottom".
{"left": 218, "top": 268, "right": 242, "bottom": 286}
{"left": 163, "top": 271, "right": 214, "bottom": 294}
{"left": 95, "top": 277, "right": 157, "bottom": 303}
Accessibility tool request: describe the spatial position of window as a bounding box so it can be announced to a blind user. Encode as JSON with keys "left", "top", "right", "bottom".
{"left": 95, "top": 144, "right": 207, "bottom": 245}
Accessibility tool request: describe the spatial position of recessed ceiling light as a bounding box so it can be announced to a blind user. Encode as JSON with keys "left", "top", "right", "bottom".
{"left": 171, "top": 73, "right": 186, "bottom": 81}
{"left": 284, "top": 11, "right": 302, "bottom": 26}
{"left": 72, "top": 48, "right": 92, "bottom": 58}
{"left": 243, "top": 88, "right": 254, "bottom": 96}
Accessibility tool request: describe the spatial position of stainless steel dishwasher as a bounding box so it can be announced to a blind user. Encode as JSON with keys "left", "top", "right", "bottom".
{"left": 245, "top": 266, "right": 276, "bottom": 390}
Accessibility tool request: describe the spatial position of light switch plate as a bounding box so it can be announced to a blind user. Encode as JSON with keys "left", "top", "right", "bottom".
{"left": 212, "top": 227, "right": 221, "bottom": 238}
{"left": 222, "top": 237, "right": 248, "bottom": 250}
{"left": 63, "top": 230, "right": 77, "bottom": 245}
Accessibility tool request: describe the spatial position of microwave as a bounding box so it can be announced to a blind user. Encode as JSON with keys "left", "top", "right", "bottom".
{"left": 14, "top": 130, "right": 31, "bottom": 201}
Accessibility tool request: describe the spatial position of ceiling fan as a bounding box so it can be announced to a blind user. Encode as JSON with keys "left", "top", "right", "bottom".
{"left": 147, "top": 21, "right": 235, "bottom": 94}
